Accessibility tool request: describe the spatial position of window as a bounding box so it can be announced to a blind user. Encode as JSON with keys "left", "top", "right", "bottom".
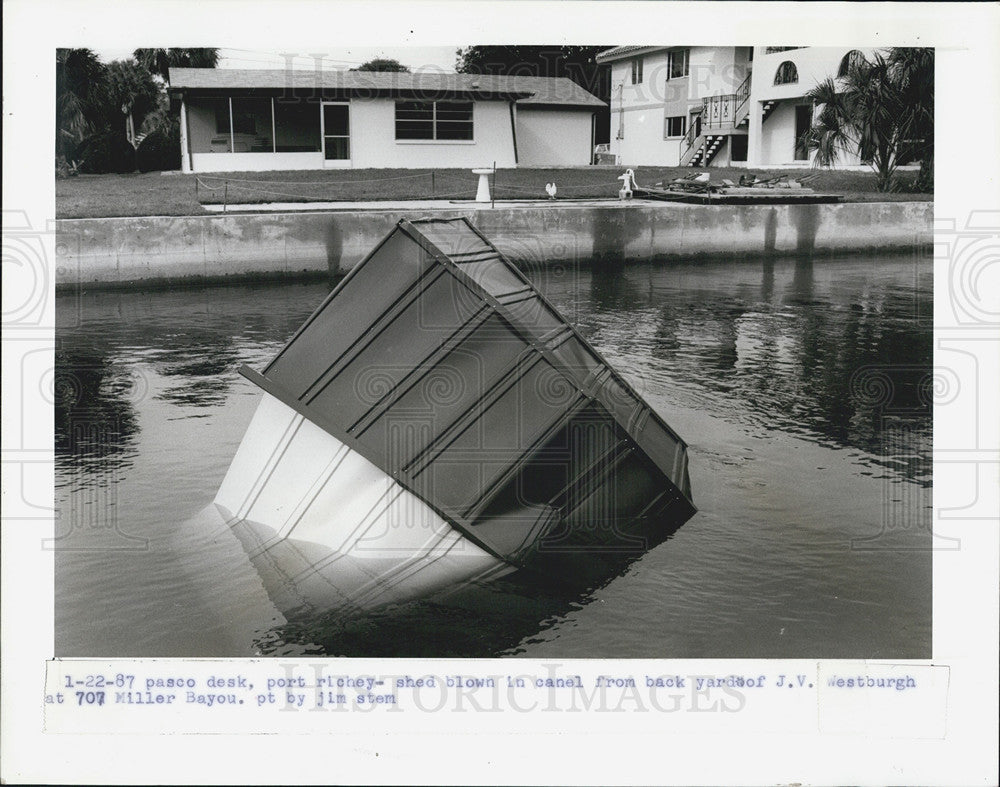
{"left": 667, "top": 49, "right": 689, "bottom": 79}
{"left": 230, "top": 99, "right": 260, "bottom": 136}
{"left": 323, "top": 103, "right": 350, "bottom": 160}
{"left": 664, "top": 115, "right": 686, "bottom": 138}
{"left": 435, "top": 101, "right": 474, "bottom": 140}
{"left": 774, "top": 61, "right": 799, "bottom": 85}
{"left": 631, "top": 57, "right": 643, "bottom": 84}
{"left": 838, "top": 50, "right": 864, "bottom": 77}
{"left": 395, "top": 100, "right": 473, "bottom": 140}
{"left": 231, "top": 97, "right": 272, "bottom": 150}
{"left": 273, "top": 99, "right": 321, "bottom": 152}
{"left": 395, "top": 101, "right": 434, "bottom": 139}
{"left": 210, "top": 97, "right": 272, "bottom": 152}
{"left": 214, "top": 100, "right": 229, "bottom": 134}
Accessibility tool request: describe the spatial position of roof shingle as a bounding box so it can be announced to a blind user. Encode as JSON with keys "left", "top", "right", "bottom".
{"left": 168, "top": 68, "right": 606, "bottom": 108}
{"left": 595, "top": 46, "right": 667, "bottom": 63}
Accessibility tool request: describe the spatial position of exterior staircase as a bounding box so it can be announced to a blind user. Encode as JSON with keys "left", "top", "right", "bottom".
{"left": 679, "top": 72, "right": 753, "bottom": 166}
{"left": 681, "top": 134, "right": 725, "bottom": 167}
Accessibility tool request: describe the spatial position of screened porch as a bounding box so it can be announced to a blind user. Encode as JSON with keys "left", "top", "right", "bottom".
{"left": 184, "top": 95, "right": 351, "bottom": 171}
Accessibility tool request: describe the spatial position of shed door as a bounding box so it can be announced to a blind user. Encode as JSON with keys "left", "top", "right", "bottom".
{"left": 321, "top": 102, "right": 351, "bottom": 167}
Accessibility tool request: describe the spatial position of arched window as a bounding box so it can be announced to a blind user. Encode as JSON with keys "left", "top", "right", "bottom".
{"left": 774, "top": 61, "right": 798, "bottom": 85}
{"left": 837, "top": 50, "right": 864, "bottom": 77}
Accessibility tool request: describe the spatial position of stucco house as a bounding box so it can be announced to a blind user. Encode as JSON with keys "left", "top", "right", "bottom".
{"left": 596, "top": 46, "right": 875, "bottom": 169}
{"left": 167, "top": 68, "right": 606, "bottom": 173}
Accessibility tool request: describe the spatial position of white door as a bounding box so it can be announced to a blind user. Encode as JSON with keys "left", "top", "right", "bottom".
{"left": 321, "top": 102, "right": 351, "bottom": 167}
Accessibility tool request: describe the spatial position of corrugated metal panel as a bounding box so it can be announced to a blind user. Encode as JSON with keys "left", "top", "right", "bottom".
{"left": 241, "top": 217, "right": 695, "bottom": 572}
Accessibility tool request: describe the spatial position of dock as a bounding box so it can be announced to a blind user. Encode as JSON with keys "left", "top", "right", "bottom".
{"left": 633, "top": 185, "right": 842, "bottom": 205}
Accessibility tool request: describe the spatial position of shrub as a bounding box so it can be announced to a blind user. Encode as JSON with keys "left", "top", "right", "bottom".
{"left": 74, "top": 132, "right": 135, "bottom": 174}
{"left": 137, "top": 124, "right": 181, "bottom": 172}
{"left": 56, "top": 155, "right": 81, "bottom": 179}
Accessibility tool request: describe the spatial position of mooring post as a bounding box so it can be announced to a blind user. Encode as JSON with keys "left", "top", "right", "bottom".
{"left": 223, "top": 181, "right": 228, "bottom": 214}
{"left": 491, "top": 161, "right": 496, "bottom": 209}
{"left": 432, "top": 171, "right": 435, "bottom": 199}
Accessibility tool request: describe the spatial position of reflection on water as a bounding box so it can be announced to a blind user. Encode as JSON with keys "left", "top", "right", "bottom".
{"left": 55, "top": 253, "right": 932, "bottom": 658}
{"left": 574, "top": 257, "right": 931, "bottom": 478}
{"left": 259, "top": 570, "right": 630, "bottom": 658}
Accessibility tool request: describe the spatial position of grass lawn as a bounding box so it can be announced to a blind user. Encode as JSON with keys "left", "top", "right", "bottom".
{"left": 56, "top": 166, "right": 931, "bottom": 219}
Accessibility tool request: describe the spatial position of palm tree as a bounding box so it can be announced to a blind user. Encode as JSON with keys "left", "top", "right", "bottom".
{"left": 803, "top": 48, "right": 933, "bottom": 192}
{"left": 56, "top": 49, "right": 206, "bottom": 173}
{"left": 133, "top": 48, "right": 219, "bottom": 83}
{"left": 56, "top": 48, "right": 109, "bottom": 160}
{"left": 127, "top": 48, "right": 218, "bottom": 171}
{"left": 887, "top": 47, "right": 934, "bottom": 191}
{"left": 106, "top": 59, "right": 160, "bottom": 147}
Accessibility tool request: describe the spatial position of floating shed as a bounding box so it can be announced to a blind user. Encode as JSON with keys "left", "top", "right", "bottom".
{"left": 215, "top": 217, "right": 696, "bottom": 616}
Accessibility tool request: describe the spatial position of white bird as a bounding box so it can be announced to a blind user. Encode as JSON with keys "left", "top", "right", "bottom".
{"left": 545, "top": 182, "right": 557, "bottom": 199}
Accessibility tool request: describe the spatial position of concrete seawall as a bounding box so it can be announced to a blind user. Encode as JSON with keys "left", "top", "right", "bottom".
{"left": 55, "top": 201, "right": 932, "bottom": 290}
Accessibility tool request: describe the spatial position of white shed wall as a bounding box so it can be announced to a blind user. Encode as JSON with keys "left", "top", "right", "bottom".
{"left": 515, "top": 108, "right": 593, "bottom": 166}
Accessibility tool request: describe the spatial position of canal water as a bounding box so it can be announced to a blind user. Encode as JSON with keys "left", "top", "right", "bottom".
{"left": 54, "top": 252, "right": 932, "bottom": 658}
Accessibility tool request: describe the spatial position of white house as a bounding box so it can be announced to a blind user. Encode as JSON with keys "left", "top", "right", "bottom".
{"left": 167, "top": 68, "right": 606, "bottom": 173}
{"left": 597, "top": 46, "right": 753, "bottom": 168}
{"left": 746, "top": 47, "right": 869, "bottom": 168}
{"left": 596, "top": 46, "right": 875, "bottom": 169}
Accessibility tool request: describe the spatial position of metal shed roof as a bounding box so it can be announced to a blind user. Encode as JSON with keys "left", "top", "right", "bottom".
{"left": 169, "top": 68, "right": 606, "bottom": 107}
{"left": 240, "top": 217, "right": 694, "bottom": 574}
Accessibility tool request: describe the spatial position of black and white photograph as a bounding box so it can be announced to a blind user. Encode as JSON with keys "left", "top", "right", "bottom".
{"left": 52, "top": 42, "right": 934, "bottom": 659}
{"left": 2, "top": 1, "right": 998, "bottom": 785}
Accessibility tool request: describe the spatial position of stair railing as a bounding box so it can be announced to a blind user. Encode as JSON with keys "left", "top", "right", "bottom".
{"left": 680, "top": 119, "right": 699, "bottom": 157}
{"left": 734, "top": 73, "right": 753, "bottom": 125}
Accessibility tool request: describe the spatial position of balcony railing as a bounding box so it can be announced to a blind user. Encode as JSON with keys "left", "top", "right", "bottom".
{"left": 692, "top": 73, "right": 754, "bottom": 134}
{"left": 702, "top": 94, "right": 736, "bottom": 129}
{"left": 680, "top": 73, "right": 753, "bottom": 161}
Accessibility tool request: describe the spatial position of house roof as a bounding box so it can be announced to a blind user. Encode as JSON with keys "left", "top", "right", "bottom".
{"left": 594, "top": 46, "right": 668, "bottom": 64}
{"left": 168, "top": 68, "right": 606, "bottom": 108}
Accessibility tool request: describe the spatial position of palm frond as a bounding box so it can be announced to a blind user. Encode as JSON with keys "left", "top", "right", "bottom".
{"left": 801, "top": 48, "right": 933, "bottom": 191}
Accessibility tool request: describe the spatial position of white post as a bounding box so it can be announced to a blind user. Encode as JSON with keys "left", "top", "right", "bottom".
{"left": 228, "top": 96, "right": 235, "bottom": 153}
{"left": 271, "top": 97, "right": 276, "bottom": 153}
{"left": 179, "top": 97, "right": 191, "bottom": 173}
